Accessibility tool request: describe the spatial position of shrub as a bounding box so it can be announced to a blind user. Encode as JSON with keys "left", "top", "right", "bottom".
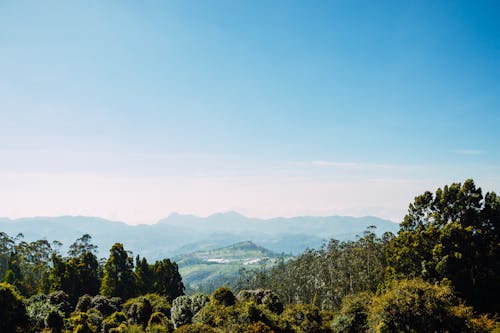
{"left": 212, "top": 287, "right": 236, "bottom": 307}
{"left": 174, "top": 322, "right": 218, "bottom": 333}
{"left": 0, "top": 282, "right": 28, "bottom": 332}
{"left": 331, "top": 292, "right": 371, "bottom": 333}
{"left": 70, "top": 312, "right": 94, "bottom": 333}
{"left": 171, "top": 295, "right": 192, "bottom": 328}
{"left": 123, "top": 296, "right": 152, "bottom": 328}
{"left": 75, "top": 294, "right": 93, "bottom": 313}
{"left": 26, "top": 294, "right": 57, "bottom": 331}
{"left": 190, "top": 293, "right": 209, "bottom": 314}
{"left": 92, "top": 295, "right": 119, "bottom": 316}
{"left": 148, "top": 323, "right": 171, "bottom": 333}
{"left": 48, "top": 290, "right": 72, "bottom": 316}
{"left": 144, "top": 294, "right": 171, "bottom": 318}
{"left": 102, "top": 311, "right": 128, "bottom": 333}
{"left": 281, "top": 303, "right": 324, "bottom": 333}
{"left": 86, "top": 308, "right": 104, "bottom": 332}
{"left": 45, "top": 308, "right": 64, "bottom": 333}
{"left": 367, "top": 279, "right": 467, "bottom": 333}
{"left": 237, "top": 289, "right": 283, "bottom": 314}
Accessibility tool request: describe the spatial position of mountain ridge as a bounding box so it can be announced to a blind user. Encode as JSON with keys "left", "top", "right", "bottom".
{"left": 0, "top": 212, "right": 399, "bottom": 259}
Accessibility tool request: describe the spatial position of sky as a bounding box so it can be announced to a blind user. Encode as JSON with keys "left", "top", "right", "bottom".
{"left": 0, "top": 0, "right": 499, "bottom": 224}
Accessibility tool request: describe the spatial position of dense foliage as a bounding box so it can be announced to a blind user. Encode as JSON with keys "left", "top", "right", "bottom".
{"left": 237, "top": 228, "right": 391, "bottom": 310}
{"left": 386, "top": 179, "right": 499, "bottom": 313}
{"left": 0, "top": 179, "right": 498, "bottom": 332}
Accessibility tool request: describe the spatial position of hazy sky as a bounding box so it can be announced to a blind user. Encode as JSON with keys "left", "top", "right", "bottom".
{"left": 1, "top": 1, "right": 499, "bottom": 224}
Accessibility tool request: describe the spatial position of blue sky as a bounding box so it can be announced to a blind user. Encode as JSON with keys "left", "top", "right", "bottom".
{"left": 1, "top": 1, "right": 499, "bottom": 224}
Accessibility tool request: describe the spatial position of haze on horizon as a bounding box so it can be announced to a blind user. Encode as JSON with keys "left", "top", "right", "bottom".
{"left": 1, "top": 1, "right": 499, "bottom": 225}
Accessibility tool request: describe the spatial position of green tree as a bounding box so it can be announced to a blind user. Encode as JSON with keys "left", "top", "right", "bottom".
{"left": 0, "top": 282, "right": 28, "bottom": 332}
{"left": 0, "top": 232, "right": 14, "bottom": 278}
{"left": 237, "top": 228, "right": 390, "bottom": 310}
{"left": 152, "top": 258, "right": 184, "bottom": 300}
{"left": 49, "top": 251, "right": 100, "bottom": 303}
{"left": 386, "top": 179, "right": 500, "bottom": 313}
{"left": 100, "top": 243, "right": 137, "bottom": 300}
{"left": 135, "top": 256, "right": 153, "bottom": 294}
{"left": 69, "top": 234, "right": 98, "bottom": 258}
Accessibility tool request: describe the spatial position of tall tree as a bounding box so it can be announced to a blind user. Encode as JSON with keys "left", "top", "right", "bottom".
{"left": 152, "top": 258, "right": 184, "bottom": 301}
{"left": 100, "top": 243, "right": 136, "bottom": 300}
{"left": 134, "top": 256, "right": 153, "bottom": 295}
{"left": 68, "top": 234, "right": 98, "bottom": 258}
{"left": 386, "top": 179, "right": 500, "bottom": 313}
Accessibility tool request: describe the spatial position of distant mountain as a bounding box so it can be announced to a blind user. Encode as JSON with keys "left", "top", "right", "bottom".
{"left": 0, "top": 212, "right": 399, "bottom": 259}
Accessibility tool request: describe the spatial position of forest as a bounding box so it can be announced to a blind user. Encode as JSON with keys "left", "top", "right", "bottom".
{"left": 1, "top": 179, "right": 498, "bottom": 333}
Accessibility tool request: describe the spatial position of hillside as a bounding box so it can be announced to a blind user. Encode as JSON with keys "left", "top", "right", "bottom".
{"left": 174, "top": 241, "right": 287, "bottom": 292}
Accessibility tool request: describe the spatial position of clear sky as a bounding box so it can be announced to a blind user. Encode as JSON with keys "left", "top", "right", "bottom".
{"left": 1, "top": 1, "right": 499, "bottom": 224}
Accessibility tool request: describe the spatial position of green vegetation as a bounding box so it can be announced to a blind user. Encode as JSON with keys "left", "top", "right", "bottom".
{"left": 175, "top": 241, "right": 288, "bottom": 293}
{"left": 0, "top": 179, "right": 498, "bottom": 332}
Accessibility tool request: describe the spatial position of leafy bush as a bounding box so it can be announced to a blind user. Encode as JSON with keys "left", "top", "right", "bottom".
{"left": 281, "top": 303, "right": 325, "bottom": 333}
{"left": 0, "top": 282, "right": 28, "bottom": 332}
{"left": 102, "top": 311, "right": 128, "bottom": 333}
{"left": 69, "top": 312, "right": 94, "bottom": 333}
{"left": 144, "top": 293, "right": 171, "bottom": 318}
{"left": 174, "top": 322, "right": 218, "bottom": 333}
{"left": 212, "top": 287, "right": 236, "bottom": 307}
{"left": 171, "top": 295, "right": 192, "bottom": 328}
{"left": 331, "top": 292, "right": 371, "bottom": 333}
{"left": 367, "top": 279, "right": 467, "bottom": 333}
{"left": 45, "top": 308, "right": 64, "bottom": 333}
{"left": 190, "top": 293, "right": 209, "bottom": 314}
{"left": 123, "top": 296, "right": 152, "bottom": 328}
{"left": 148, "top": 323, "right": 171, "bottom": 333}
{"left": 237, "top": 289, "right": 283, "bottom": 314}
{"left": 48, "top": 290, "right": 72, "bottom": 316}
{"left": 86, "top": 308, "right": 104, "bottom": 332}
{"left": 92, "top": 295, "right": 120, "bottom": 316}
{"left": 26, "top": 294, "right": 57, "bottom": 331}
{"left": 75, "top": 294, "right": 93, "bottom": 313}
{"left": 148, "top": 311, "right": 173, "bottom": 331}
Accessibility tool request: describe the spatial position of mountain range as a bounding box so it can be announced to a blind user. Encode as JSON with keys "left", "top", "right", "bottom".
{"left": 0, "top": 212, "right": 399, "bottom": 259}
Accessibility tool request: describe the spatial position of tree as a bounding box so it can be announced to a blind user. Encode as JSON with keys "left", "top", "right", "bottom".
{"left": 152, "top": 258, "right": 184, "bottom": 300}
{"left": 0, "top": 282, "right": 28, "bottom": 332}
{"left": 100, "top": 243, "right": 137, "bottom": 300}
{"left": 49, "top": 251, "right": 100, "bottom": 303}
{"left": 386, "top": 179, "right": 500, "bottom": 313}
{"left": 135, "top": 256, "right": 153, "bottom": 294}
{"left": 237, "top": 228, "right": 390, "bottom": 310}
{"left": 69, "top": 234, "right": 98, "bottom": 258}
{"left": 0, "top": 232, "right": 14, "bottom": 278}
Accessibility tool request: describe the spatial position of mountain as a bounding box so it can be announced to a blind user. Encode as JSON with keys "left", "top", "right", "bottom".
{"left": 174, "top": 241, "right": 286, "bottom": 292}
{"left": 0, "top": 212, "right": 399, "bottom": 259}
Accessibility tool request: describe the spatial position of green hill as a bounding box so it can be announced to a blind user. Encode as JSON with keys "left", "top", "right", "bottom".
{"left": 175, "top": 241, "right": 288, "bottom": 293}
